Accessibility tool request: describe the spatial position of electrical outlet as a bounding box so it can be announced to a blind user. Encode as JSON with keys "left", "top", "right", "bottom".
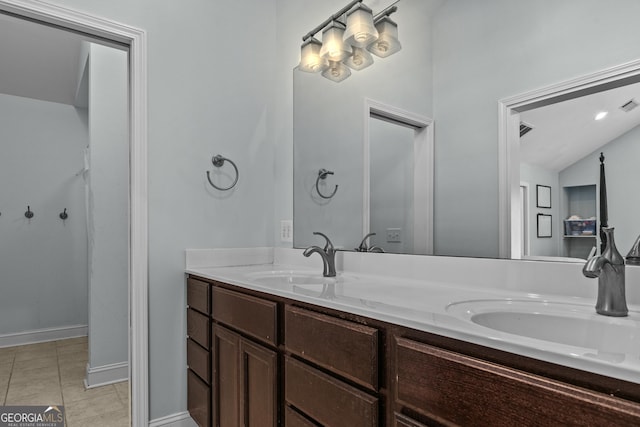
{"left": 280, "top": 220, "right": 293, "bottom": 243}
{"left": 386, "top": 228, "right": 402, "bottom": 243}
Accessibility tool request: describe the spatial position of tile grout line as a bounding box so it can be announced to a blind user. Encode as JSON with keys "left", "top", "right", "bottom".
{"left": 2, "top": 351, "right": 16, "bottom": 405}
{"left": 56, "top": 342, "right": 69, "bottom": 427}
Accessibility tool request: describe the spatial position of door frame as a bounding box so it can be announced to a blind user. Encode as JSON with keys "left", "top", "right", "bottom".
{"left": 498, "top": 58, "right": 640, "bottom": 258}
{"left": 363, "top": 98, "right": 434, "bottom": 254}
{"left": 0, "top": 1, "right": 148, "bottom": 425}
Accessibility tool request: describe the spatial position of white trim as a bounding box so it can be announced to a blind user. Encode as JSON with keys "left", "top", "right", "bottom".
{"left": 0, "top": 2, "right": 149, "bottom": 426}
{"left": 0, "top": 325, "right": 87, "bottom": 348}
{"left": 498, "top": 58, "right": 640, "bottom": 258}
{"left": 149, "top": 412, "right": 197, "bottom": 427}
{"left": 363, "top": 98, "right": 434, "bottom": 254}
{"left": 519, "top": 182, "right": 530, "bottom": 257}
{"left": 84, "top": 361, "right": 129, "bottom": 388}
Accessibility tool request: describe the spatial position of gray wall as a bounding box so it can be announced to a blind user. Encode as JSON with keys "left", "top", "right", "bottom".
{"left": 46, "top": 0, "right": 278, "bottom": 419}
{"left": 87, "top": 44, "right": 129, "bottom": 372}
{"left": 292, "top": 0, "right": 439, "bottom": 250}
{"left": 0, "top": 93, "right": 88, "bottom": 336}
{"left": 370, "top": 118, "right": 415, "bottom": 253}
{"left": 560, "top": 124, "right": 640, "bottom": 255}
{"left": 519, "top": 163, "right": 560, "bottom": 256}
{"left": 431, "top": 0, "right": 640, "bottom": 257}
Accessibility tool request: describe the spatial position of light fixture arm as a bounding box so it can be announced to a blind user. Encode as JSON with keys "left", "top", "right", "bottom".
{"left": 302, "top": 0, "right": 363, "bottom": 41}
{"left": 373, "top": 5, "right": 398, "bottom": 23}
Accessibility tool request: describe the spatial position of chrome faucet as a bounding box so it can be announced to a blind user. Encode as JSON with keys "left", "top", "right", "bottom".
{"left": 303, "top": 232, "right": 336, "bottom": 277}
{"left": 582, "top": 227, "right": 628, "bottom": 317}
{"left": 355, "top": 232, "right": 385, "bottom": 253}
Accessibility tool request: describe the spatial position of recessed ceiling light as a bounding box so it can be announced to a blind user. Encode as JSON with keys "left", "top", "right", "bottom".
{"left": 595, "top": 111, "right": 608, "bottom": 120}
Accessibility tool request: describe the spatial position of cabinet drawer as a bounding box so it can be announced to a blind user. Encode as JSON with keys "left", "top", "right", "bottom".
{"left": 394, "top": 413, "right": 429, "bottom": 427}
{"left": 285, "top": 356, "right": 378, "bottom": 427}
{"left": 285, "top": 305, "right": 378, "bottom": 390}
{"left": 212, "top": 286, "right": 277, "bottom": 346}
{"left": 395, "top": 337, "right": 640, "bottom": 426}
{"left": 187, "top": 338, "right": 210, "bottom": 384}
{"left": 285, "top": 406, "right": 316, "bottom": 427}
{"left": 187, "top": 278, "right": 210, "bottom": 315}
{"left": 187, "top": 308, "right": 210, "bottom": 349}
{"left": 188, "top": 369, "right": 210, "bottom": 427}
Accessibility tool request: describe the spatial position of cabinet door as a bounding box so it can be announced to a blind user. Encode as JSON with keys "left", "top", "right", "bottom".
{"left": 212, "top": 324, "right": 240, "bottom": 427}
{"left": 213, "top": 324, "right": 278, "bottom": 427}
{"left": 239, "top": 339, "right": 277, "bottom": 427}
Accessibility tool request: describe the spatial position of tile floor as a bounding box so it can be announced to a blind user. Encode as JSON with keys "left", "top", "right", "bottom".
{"left": 0, "top": 337, "right": 129, "bottom": 426}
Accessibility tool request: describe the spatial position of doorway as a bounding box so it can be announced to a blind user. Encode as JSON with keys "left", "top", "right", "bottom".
{"left": 363, "top": 98, "right": 434, "bottom": 255}
{"left": 0, "top": 1, "right": 147, "bottom": 425}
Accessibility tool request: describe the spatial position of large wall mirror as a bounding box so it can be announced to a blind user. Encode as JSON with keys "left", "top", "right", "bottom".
{"left": 294, "top": 0, "right": 640, "bottom": 260}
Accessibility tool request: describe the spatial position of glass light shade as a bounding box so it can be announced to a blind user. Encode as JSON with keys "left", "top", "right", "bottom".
{"left": 367, "top": 17, "right": 401, "bottom": 58}
{"left": 319, "top": 21, "right": 352, "bottom": 62}
{"left": 344, "top": 47, "right": 374, "bottom": 71}
{"left": 322, "top": 60, "right": 351, "bottom": 83}
{"left": 343, "top": 3, "right": 379, "bottom": 48}
{"left": 298, "top": 38, "right": 328, "bottom": 73}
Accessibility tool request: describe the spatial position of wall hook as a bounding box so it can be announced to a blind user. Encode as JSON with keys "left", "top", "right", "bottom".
{"left": 25, "top": 206, "right": 34, "bottom": 218}
{"left": 315, "top": 168, "right": 338, "bottom": 199}
{"left": 59, "top": 208, "right": 68, "bottom": 220}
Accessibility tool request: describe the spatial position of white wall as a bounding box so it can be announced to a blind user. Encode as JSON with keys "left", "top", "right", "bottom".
{"left": 432, "top": 0, "right": 640, "bottom": 257}
{"left": 0, "top": 93, "right": 88, "bottom": 337}
{"left": 560, "top": 124, "right": 640, "bottom": 255}
{"left": 86, "top": 43, "right": 129, "bottom": 378}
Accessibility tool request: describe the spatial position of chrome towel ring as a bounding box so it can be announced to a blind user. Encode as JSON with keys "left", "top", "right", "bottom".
{"left": 206, "top": 154, "right": 239, "bottom": 191}
{"left": 316, "top": 168, "right": 338, "bottom": 199}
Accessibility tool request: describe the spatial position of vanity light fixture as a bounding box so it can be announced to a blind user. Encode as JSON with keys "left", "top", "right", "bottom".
{"left": 367, "top": 15, "right": 401, "bottom": 58}
{"left": 297, "top": 0, "right": 401, "bottom": 83}
{"left": 322, "top": 60, "right": 352, "bottom": 83}
{"left": 299, "top": 38, "right": 329, "bottom": 73}
{"left": 595, "top": 111, "right": 608, "bottom": 120}
{"left": 319, "top": 21, "right": 352, "bottom": 62}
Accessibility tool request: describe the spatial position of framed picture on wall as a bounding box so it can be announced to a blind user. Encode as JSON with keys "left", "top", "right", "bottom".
{"left": 536, "top": 185, "right": 551, "bottom": 208}
{"left": 537, "top": 213, "right": 552, "bottom": 238}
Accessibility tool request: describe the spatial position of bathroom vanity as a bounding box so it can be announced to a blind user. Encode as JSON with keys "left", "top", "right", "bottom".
{"left": 185, "top": 249, "right": 640, "bottom": 426}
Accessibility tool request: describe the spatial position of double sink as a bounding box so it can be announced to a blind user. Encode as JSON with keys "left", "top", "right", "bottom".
{"left": 242, "top": 269, "right": 640, "bottom": 360}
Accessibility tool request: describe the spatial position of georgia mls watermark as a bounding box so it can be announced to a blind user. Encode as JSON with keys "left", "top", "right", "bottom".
{"left": 0, "top": 406, "right": 64, "bottom": 427}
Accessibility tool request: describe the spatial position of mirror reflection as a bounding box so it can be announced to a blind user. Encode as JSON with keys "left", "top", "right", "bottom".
{"left": 517, "top": 82, "right": 640, "bottom": 262}
{"left": 293, "top": 0, "right": 640, "bottom": 260}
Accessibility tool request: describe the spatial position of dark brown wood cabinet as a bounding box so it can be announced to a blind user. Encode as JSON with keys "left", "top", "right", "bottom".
{"left": 187, "top": 278, "right": 212, "bottom": 427}
{"left": 211, "top": 324, "right": 278, "bottom": 427}
{"left": 393, "top": 336, "right": 640, "bottom": 426}
{"left": 187, "top": 274, "right": 640, "bottom": 427}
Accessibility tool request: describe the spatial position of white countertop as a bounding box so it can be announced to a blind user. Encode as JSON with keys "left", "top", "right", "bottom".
{"left": 186, "top": 247, "right": 640, "bottom": 385}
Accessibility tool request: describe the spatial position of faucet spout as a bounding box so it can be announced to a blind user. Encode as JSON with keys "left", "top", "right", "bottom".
{"left": 582, "top": 227, "right": 628, "bottom": 317}
{"left": 303, "top": 232, "right": 337, "bottom": 277}
{"left": 582, "top": 255, "right": 610, "bottom": 278}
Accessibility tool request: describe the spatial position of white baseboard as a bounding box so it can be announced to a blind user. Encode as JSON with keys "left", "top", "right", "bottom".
{"left": 84, "top": 361, "right": 129, "bottom": 388}
{"left": 149, "top": 411, "right": 197, "bottom": 427}
{"left": 0, "top": 325, "right": 87, "bottom": 348}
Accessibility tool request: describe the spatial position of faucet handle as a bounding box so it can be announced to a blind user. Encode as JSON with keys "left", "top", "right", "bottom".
{"left": 312, "top": 231, "right": 334, "bottom": 252}
{"left": 356, "top": 232, "right": 376, "bottom": 252}
{"left": 627, "top": 233, "right": 640, "bottom": 265}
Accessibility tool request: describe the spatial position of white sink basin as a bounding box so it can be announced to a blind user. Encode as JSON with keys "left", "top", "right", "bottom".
{"left": 244, "top": 270, "right": 342, "bottom": 288}
{"left": 447, "top": 299, "right": 640, "bottom": 356}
